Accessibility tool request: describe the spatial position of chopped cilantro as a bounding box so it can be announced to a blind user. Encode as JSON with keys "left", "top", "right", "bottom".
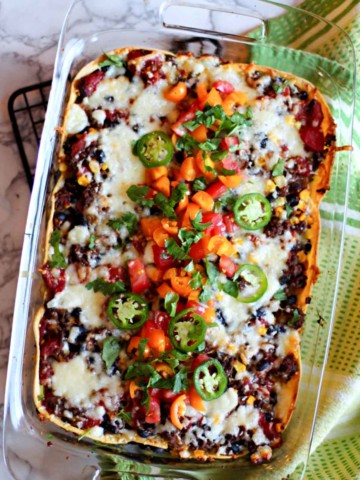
{"left": 192, "top": 176, "right": 207, "bottom": 192}
{"left": 88, "top": 234, "right": 96, "bottom": 250}
{"left": 99, "top": 52, "right": 124, "bottom": 68}
{"left": 138, "top": 338, "right": 149, "bottom": 360}
{"left": 49, "top": 230, "right": 67, "bottom": 269}
{"left": 85, "top": 278, "right": 125, "bottom": 295}
{"left": 118, "top": 409, "right": 132, "bottom": 425}
{"left": 102, "top": 337, "right": 120, "bottom": 370}
{"left": 165, "top": 238, "right": 189, "bottom": 261}
{"left": 205, "top": 259, "right": 219, "bottom": 285}
{"left": 126, "top": 185, "right": 153, "bottom": 207}
{"left": 274, "top": 289, "right": 287, "bottom": 301}
{"left": 107, "top": 212, "right": 138, "bottom": 236}
{"left": 199, "top": 284, "right": 213, "bottom": 303}
{"left": 190, "top": 270, "right": 203, "bottom": 289}
{"left": 272, "top": 159, "right": 285, "bottom": 177}
{"left": 190, "top": 211, "right": 211, "bottom": 232}
{"left": 285, "top": 203, "right": 293, "bottom": 218}
{"left": 222, "top": 280, "right": 238, "bottom": 298}
{"left": 164, "top": 292, "right": 179, "bottom": 317}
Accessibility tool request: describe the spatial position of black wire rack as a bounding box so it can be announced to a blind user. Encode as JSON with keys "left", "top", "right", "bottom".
{"left": 8, "top": 80, "right": 52, "bottom": 190}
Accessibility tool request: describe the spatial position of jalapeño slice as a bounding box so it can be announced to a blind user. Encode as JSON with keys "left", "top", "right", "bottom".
{"left": 235, "top": 264, "right": 268, "bottom": 303}
{"left": 194, "top": 359, "right": 227, "bottom": 401}
{"left": 135, "top": 131, "right": 173, "bottom": 168}
{"left": 233, "top": 193, "right": 272, "bottom": 230}
{"left": 107, "top": 293, "right": 148, "bottom": 329}
{"left": 168, "top": 309, "right": 207, "bottom": 353}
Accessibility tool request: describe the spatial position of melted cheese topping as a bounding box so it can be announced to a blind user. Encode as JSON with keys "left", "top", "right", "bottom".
{"left": 47, "top": 284, "right": 106, "bottom": 328}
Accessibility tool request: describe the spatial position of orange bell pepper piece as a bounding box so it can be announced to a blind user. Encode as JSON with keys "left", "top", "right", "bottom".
{"left": 164, "top": 82, "right": 187, "bottom": 103}
{"left": 171, "top": 276, "right": 193, "bottom": 297}
{"left": 218, "top": 174, "right": 242, "bottom": 189}
{"left": 157, "top": 282, "right": 175, "bottom": 298}
{"left": 189, "top": 385, "right": 205, "bottom": 412}
{"left": 153, "top": 175, "right": 170, "bottom": 197}
{"left": 181, "top": 202, "right": 201, "bottom": 227}
{"left": 222, "top": 91, "right": 248, "bottom": 115}
{"left": 190, "top": 124, "right": 207, "bottom": 143}
{"left": 153, "top": 226, "right": 170, "bottom": 247}
{"left": 179, "top": 156, "right": 198, "bottom": 181}
{"left": 191, "top": 191, "right": 214, "bottom": 212}
{"left": 147, "top": 166, "right": 168, "bottom": 181}
{"left": 161, "top": 218, "right": 178, "bottom": 235}
{"left": 195, "top": 150, "right": 215, "bottom": 180}
{"left": 207, "top": 235, "right": 237, "bottom": 256}
{"left": 145, "top": 265, "right": 163, "bottom": 283}
{"left": 141, "top": 217, "right": 162, "bottom": 238}
{"left": 203, "top": 87, "right": 222, "bottom": 108}
{"left": 196, "top": 82, "right": 208, "bottom": 102}
{"left": 127, "top": 336, "right": 150, "bottom": 358}
{"left": 170, "top": 394, "right": 187, "bottom": 429}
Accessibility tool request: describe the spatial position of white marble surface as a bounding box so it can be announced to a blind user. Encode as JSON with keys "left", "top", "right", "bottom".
{"left": 0, "top": 1, "right": 303, "bottom": 479}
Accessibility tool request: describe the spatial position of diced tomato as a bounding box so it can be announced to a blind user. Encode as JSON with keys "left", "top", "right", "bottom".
{"left": 171, "top": 101, "right": 199, "bottom": 136}
{"left": 223, "top": 212, "right": 238, "bottom": 234}
{"left": 191, "top": 354, "right": 211, "bottom": 371}
{"left": 189, "top": 236, "right": 210, "bottom": 261}
{"left": 213, "top": 80, "right": 235, "bottom": 94}
{"left": 41, "top": 264, "right": 66, "bottom": 294}
{"left": 70, "top": 135, "right": 86, "bottom": 158}
{"left": 219, "top": 255, "right": 237, "bottom": 277}
{"left": 202, "top": 212, "right": 226, "bottom": 236}
{"left": 128, "top": 258, "right": 150, "bottom": 294}
{"left": 186, "top": 300, "right": 206, "bottom": 316}
{"left": 161, "top": 389, "right": 181, "bottom": 403}
{"left": 153, "top": 311, "right": 171, "bottom": 332}
{"left": 152, "top": 245, "right": 177, "bottom": 270}
{"left": 140, "top": 320, "right": 157, "bottom": 338}
{"left": 282, "top": 86, "right": 290, "bottom": 96}
{"left": 78, "top": 70, "right": 105, "bottom": 97}
{"left": 145, "top": 391, "right": 161, "bottom": 424}
{"left": 107, "top": 265, "right": 126, "bottom": 282}
{"left": 300, "top": 125, "right": 324, "bottom": 152}
{"left": 221, "top": 155, "right": 241, "bottom": 174}
{"left": 205, "top": 181, "right": 228, "bottom": 200}
{"left": 220, "top": 136, "right": 239, "bottom": 151}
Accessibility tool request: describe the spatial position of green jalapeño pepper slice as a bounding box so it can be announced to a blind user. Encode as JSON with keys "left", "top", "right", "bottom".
{"left": 107, "top": 293, "right": 148, "bottom": 329}
{"left": 135, "top": 131, "right": 173, "bottom": 168}
{"left": 194, "top": 359, "right": 227, "bottom": 401}
{"left": 235, "top": 264, "right": 268, "bottom": 303}
{"left": 233, "top": 193, "right": 272, "bottom": 230}
{"left": 168, "top": 309, "right": 207, "bottom": 353}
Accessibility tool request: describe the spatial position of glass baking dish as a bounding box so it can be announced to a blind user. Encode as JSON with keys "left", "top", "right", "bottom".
{"left": 3, "top": 1, "right": 356, "bottom": 479}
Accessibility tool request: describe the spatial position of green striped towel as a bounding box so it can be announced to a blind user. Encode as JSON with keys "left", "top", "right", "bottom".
{"left": 265, "top": 1, "right": 360, "bottom": 479}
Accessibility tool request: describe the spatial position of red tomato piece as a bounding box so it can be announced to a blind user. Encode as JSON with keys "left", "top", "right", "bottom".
{"left": 41, "top": 264, "right": 66, "bottom": 294}
{"left": 213, "top": 80, "right": 235, "bottom": 94}
{"left": 189, "top": 236, "right": 210, "bottom": 260}
{"left": 145, "top": 393, "right": 161, "bottom": 424}
{"left": 161, "top": 389, "right": 181, "bottom": 403}
{"left": 152, "top": 245, "right": 177, "bottom": 270}
{"left": 128, "top": 258, "right": 150, "bottom": 294}
{"left": 140, "top": 320, "right": 157, "bottom": 338}
{"left": 221, "top": 155, "right": 241, "bottom": 174}
{"left": 78, "top": 70, "right": 105, "bottom": 97}
{"left": 153, "top": 311, "right": 171, "bottom": 332}
{"left": 107, "top": 265, "right": 126, "bottom": 282}
{"left": 223, "top": 212, "right": 238, "bottom": 234}
{"left": 171, "top": 101, "right": 199, "bottom": 136}
{"left": 300, "top": 125, "right": 324, "bottom": 152}
{"left": 186, "top": 300, "right": 206, "bottom": 316}
{"left": 220, "top": 136, "right": 239, "bottom": 151}
{"left": 191, "top": 354, "right": 211, "bottom": 371}
{"left": 202, "top": 212, "right": 226, "bottom": 236}
{"left": 219, "top": 255, "right": 238, "bottom": 278}
{"left": 205, "top": 181, "right": 228, "bottom": 200}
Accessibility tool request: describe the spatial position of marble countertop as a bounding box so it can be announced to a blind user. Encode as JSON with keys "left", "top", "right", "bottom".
{"left": 0, "top": 1, "right": 310, "bottom": 478}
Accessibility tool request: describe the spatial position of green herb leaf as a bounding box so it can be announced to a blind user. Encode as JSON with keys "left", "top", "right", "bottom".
{"left": 219, "top": 168, "right": 236, "bottom": 176}
{"left": 154, "top": 192, "right": 176, "bottom": 220}
{"left": 125, "top": 362, "right": 157, "bottom": 381}
{"left": 99, "top": 52, "right": 124, "bottom": 68}
{"left": 107, "top": 212, "right": 138, "bottom": 236}
{"left": 211, "top": 150, "right": 228, "bottom": 161}
{"left": 199, "top": 138, "right": 221, "bottom": 152}
{"left": 272, "top": 159, "right": 285, "bottom": 177}
{"left": 178, "top": 227, "right": 203, "bottom": 248}
{"left": 173, "top": 367, "right": 189, "bottom": 393}
{"left": 199, "top": 284, "right": 212, "bottom": 303}
{"left": 78, "top": 428, "right": 93, "bottom": 442}
{"left": 289, "top": 309, "right": 301, "bottom": 326}
{"left": 165, "top": 238, "right": 189, "bottom": 261}
{"left": 102, "top": 337, "right": 120, "bottom": 370}
{"left": 176, "top": 134, "right": 199, "bottom": 154}
{"left": 138, "top": 338, "right": 149, "bottom": 360}
{"left": 184, "top": 260, "right": 195, "bottom": 272}
{"left": 127, "top": 185, "right": 153, "bottom": 207}
{"left": 274, "top": 289, "right": 287, "bottom": 301}
{"left": 272, "top": 80, "right": 290, "bottom": 94}
{"left": 49, "top": 230, "right": 67, "bottom": 269}
{"left": 164, "top": 292, "right": 180, "bottom": 317}
{"left": 190, "top": 270, "right": 203, "bottom": 289}
{"left": 222, "top": 280, "right": 239, "bottom": 298}
{"left": 192, "top": 177, "right": 207, "bottom": 192}
{"left": 88, "top": 234, "right": 96, "bottom": 250}
{"left": 171, "top": 182, "right": 188, "bottom": 204}
{"left": 118, "top": 409, "right": 132, "bottom": 424}
{"left": 285, "top": 203, "right": 293, "bottom": 218}
{"left": 205, "top": 259, "right": 219, "bottom": 285}
{"left": 86, "top": 278, "right": 126, "bottom": 295}
{"left": 190, "top": 211, "right": 212, "bottom": 232}
{"left": 46, "top": 434, "right": 54, "bottom": 440}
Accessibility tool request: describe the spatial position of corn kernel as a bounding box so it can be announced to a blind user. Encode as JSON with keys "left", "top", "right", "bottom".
{"left": 213, "top": 414, "right": 221, "bottom": 425}
{"left": 299, "top": 213, "right": 306, "bottom": 221}
{"left": 258, "top": 325, "right": 267, "bottom": 336}
{"left": 268, "top": 131, "right": 279, "bottom": 144}
{"left": 228, "top": 344, "right": 237, "bottom": 353}
{"left": 89, "top": 160, "right": 100, "bottom": 173}
{"left": 215, "top": 293, "right": 223, "bottom": 301}
{"left": 58, "top": 162, "right": 67, "bottom": 172}
{"left": 246, "top": 395, "right": 256, "bottom": 406}
{"left": 285, "top": 115, "right": 296, "bottom": 126}
{"left": 240, "top": 352, "right": 247, "bottom": 365}
{"left": 234, "top": 361, "right": 246, "bottom": 373}
{"left": 101, "top": 163, "right": 109, "bottom": 171}
{"left": 256, "top": 157, "right": 266, "bottom": 167}
{"left": 274, "top": 175, "right": 286, "bottom": 188}
{"left": 274, "top": 207, "right": 284, "bottom": 217}
{"left": 78, "top": 175, "right": 90, "bottom": 187}
{"left": 295, "top": 121, "right": 302, "bottom": 130}
{"left": 300, "top": 189, "right": 310, "bottom": 201}
{"left": 273, "top": 197, "right": 285, "bottom": 207}
{"left": 265, "top": 179, "right": 276, "bottom": 193}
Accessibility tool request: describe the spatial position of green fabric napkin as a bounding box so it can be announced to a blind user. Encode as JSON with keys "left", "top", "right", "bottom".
{"left": 260, "top": 1, "right": 360, "bottom": 479}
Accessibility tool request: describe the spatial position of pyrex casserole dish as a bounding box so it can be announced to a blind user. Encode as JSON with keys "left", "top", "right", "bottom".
{"left": 3, "top": 1, "right": 355, "bottom": 479}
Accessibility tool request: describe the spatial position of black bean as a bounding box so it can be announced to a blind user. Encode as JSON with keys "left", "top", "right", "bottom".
{"left": 216, "top": 309, "right": 228, "bottom": 327}
{"left": 105, "top": 95, "right": 114, "bottom": 102}
{"left": 257, "top": 360, "right": 270, "bottom": 371}
{"left": 265, "top": 412, "right": 274, "bottom": 422}
{"left": 260, "top": 137, "right": 268, "bottom": 149}
{"left": 100, "top": 413, "right": 117, "bottom": 434}
{"left": 71, "top": 307, "right": 82, "bottom": 318}
{"left": 298, "top": 91, "right": 308, "bottom": 100}
{"left": 286, "top": 194, "right": 299, "bottom": 207}
{"left": 93, "top": 149, "right": 105, "bottom": 163}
